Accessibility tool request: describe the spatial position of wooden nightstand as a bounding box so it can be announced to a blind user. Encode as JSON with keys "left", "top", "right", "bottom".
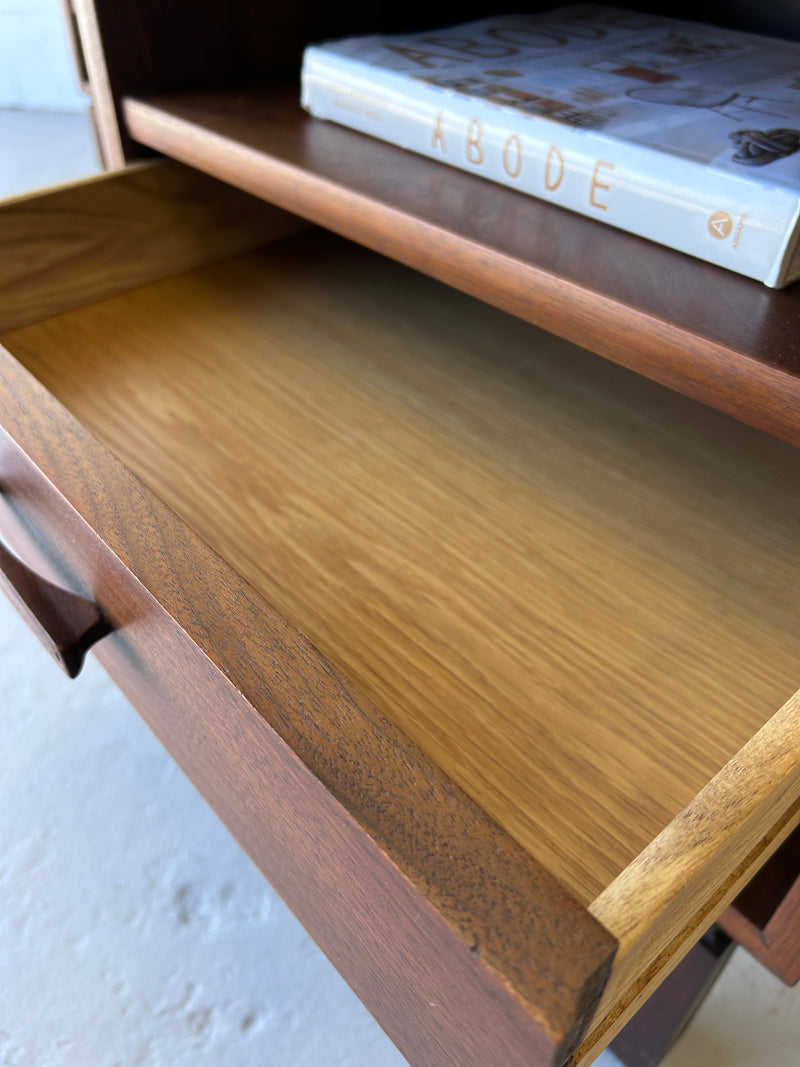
{"left": 1, "top": 4, "right": 798, "bottom": 1065}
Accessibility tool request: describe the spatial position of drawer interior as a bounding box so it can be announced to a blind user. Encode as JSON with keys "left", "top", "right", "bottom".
{"left": 3, "top": 225, "right": 799, "bottom": 909}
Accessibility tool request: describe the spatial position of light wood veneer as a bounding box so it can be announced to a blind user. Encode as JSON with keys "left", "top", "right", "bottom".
{"left": 4, "top": 219, "right": 800, "bottom": 932}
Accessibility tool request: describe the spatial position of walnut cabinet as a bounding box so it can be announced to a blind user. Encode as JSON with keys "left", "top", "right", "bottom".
{"left": 2, "top": 3, "right": 800, "bottom": 1065}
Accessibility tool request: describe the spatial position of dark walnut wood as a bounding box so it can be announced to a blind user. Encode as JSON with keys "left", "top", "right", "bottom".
{"left": 610, "top": 927, "right": 735, "bottom": 1067}
{"left": 70, "top": 0, "right": 505, "bottom": 164}
{"left": 0, "top": 533, "right": 110, "bottom": 677}
{"left": 0, "top": 345, "right": 616, "bottom": 1067}
{"left": 612, "top": 835, "right": 800, "bottom": 1066}
{"left": 5, "top": 210, "right": 800, "bottom": 1061}
{"left": 0, "top": 159, "right": 303, "bottom": 335}
{"left": 122, "top": 87, "right": 800, "bottom": 448}
{"left": 720, "top": 824, "right": 800, "bottom": 986}
{"left": 608, "top": 830, "right": 800, "bottom": 1067}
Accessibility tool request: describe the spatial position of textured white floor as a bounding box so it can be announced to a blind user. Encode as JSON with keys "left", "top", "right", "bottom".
{"left": 1, "top": 108, "right": 799, "bottom": 1067}
{"left": 0, "top": 594, "right": 408, "bottom": 1067}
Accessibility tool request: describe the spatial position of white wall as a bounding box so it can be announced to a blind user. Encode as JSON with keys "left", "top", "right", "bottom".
{"left": 0, "top": 0, "right": 87, "bottom": 110}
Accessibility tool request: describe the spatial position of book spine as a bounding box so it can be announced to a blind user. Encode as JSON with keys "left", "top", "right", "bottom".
{"left": 302, "top": 48, "right": 800, "bottom": 287}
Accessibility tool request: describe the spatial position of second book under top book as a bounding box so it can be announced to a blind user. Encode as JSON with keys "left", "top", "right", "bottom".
{"left": 301, "top": 4, "right": 800, "bottom": 287}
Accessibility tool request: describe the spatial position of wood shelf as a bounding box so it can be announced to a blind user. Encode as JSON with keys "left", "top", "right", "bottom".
{"left": 123, "top": 86, "right": 800, "bottom": 447}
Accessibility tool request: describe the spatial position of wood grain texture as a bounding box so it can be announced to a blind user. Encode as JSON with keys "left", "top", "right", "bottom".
{"left": 4, "top": 230, "right": 800, "bottom": 910}
{"left": 577, "top": 695, "right": 800, "bottom": 1063}
{"left": 720, "top": 825, "right": 800, "bottom": 985}
{"left": 0, "top": 350, "right": 615, "bottom": 1066}
{"left": 122, "top": 87, "right": 800, "bottom": 446}
{"left": 610, "top": 927, "right": 735, "bottom": 1067}
{"left": 0, "top": 160, "right": 305, "bottom": 335}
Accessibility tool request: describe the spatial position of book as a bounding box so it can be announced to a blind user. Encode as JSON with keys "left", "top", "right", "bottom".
{"left": 301, "top": 5, "right": 800, "bottom": 287}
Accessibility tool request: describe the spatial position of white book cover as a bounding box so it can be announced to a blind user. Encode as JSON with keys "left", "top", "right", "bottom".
{"left": 301, "top": 5, "right": 800, "bottom": 286}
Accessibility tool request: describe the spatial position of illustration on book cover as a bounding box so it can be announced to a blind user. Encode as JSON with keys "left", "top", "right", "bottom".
{"left": 387, "top": 8, "right": 800, "bottom": 173}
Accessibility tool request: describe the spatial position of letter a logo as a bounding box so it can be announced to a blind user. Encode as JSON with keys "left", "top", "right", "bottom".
{"left": 708, "top": 210, "right": 733, "bottom": 240}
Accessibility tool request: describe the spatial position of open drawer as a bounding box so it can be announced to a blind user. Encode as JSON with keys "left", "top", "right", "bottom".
{"left": 1, "top": 162, "right": 798, "bottom": 1067}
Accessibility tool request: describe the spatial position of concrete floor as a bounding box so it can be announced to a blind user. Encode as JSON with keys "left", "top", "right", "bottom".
{"left": 1, "top": 108, "right": 798, "bottom": 1067}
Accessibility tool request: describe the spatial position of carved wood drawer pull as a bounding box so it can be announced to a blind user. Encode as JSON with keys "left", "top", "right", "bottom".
{"left": 0, "top": 538, "right": 112, "bottom": 678}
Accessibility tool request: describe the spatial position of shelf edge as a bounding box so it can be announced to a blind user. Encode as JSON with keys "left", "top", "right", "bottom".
{"left": 123, "top": 93, "right": 800, "bottom": 448}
